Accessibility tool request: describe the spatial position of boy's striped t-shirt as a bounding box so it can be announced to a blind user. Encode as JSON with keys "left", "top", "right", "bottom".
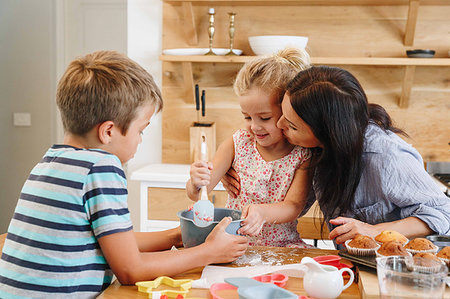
{"left": 0, "top": 145, "right": 133, "bottom": 299}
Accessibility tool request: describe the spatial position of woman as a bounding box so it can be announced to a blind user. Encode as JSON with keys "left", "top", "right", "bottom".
{"left": 223, "top": 66, "right": 450, "bottom": 244}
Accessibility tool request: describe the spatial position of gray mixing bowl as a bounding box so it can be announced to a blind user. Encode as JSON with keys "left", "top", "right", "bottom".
{"left": 177, "top": 208, "right": 242, "bottom": 248}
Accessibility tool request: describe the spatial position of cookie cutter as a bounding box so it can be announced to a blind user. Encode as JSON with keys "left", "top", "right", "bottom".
{"left": 136, "top": 276, "right": 193, "bottom": 298}
{"left": 224, "top": 277, "right": 299, "bottom": 299}
{"left": 252, "top": 273, "right": 288, "bottom": 287}
{"left": 314, "top": 255, "right": 353, "bottom": 270}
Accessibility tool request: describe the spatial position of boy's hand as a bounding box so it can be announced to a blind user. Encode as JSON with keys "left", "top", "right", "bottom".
{"left": 190, "top": 160, "right": 213, "bottom": 190}
{"left": 238, "top": 204, "right": 266, "bottom": 236}
{"left": 220, "top": 167, "right": 241, "bottom": 198}
{"left": 205, "top": 217, "right": 248, "bottom": 263}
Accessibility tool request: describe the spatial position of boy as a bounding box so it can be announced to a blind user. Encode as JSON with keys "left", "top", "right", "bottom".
{"left": 0, "top": 51, "right": 248, "bottom": 298}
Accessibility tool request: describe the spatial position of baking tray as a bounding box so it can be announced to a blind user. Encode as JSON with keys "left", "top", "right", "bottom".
{"left": 338, "top": 249, "right": 377, "bottom": 270}
{"left": 426, "top": 235, "right": 450, "bottom": 250}
{"left": 339, "top": 235, "right": 450, "bottom": 270}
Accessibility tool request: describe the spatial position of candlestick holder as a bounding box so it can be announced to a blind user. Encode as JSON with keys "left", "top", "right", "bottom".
{"left": 205, "top": 8, "right": 216, "bottom": 56}
{"left": 226, "top": 12, "right": 237, "bottom": 56}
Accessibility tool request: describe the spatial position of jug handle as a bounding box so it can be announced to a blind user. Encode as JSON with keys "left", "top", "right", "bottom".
{"left": 339, "top": 268, "right": 354, "bottom": 291}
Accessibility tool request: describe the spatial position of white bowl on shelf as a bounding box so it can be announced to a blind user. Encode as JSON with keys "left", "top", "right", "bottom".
{"left": 248, "top": 35, "right": 308, "bottom": 56}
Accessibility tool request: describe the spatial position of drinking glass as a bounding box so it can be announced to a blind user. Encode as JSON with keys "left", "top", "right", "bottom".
{"left": 376, "top": 256, "right": 448, "bottom": 299}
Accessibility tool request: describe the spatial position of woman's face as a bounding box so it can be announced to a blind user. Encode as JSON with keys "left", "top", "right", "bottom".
{"left": 277, "top": 94, "right": 322, "bottom": 148}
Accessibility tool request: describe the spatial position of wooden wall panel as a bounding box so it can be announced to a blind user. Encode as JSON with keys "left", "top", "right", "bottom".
{"left": 161, "top": 3, "right": 450, "bottom": 164}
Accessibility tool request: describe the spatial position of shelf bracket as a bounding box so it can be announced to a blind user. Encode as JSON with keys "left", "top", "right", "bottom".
{"left": 181, "top": 2, "right": 198, "bottom": 46}
{"left": 182, "top": 61, "right": 195, "bottom": 102}
{"left": 399, "top": 65, "right": 416, "bottom": 108}
{"left": 404, "top": 0, "right": 420, "bottom": 46}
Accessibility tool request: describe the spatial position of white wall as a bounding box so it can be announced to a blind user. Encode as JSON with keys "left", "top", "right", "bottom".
{"left": 127, "top": 0, "right": 163, "bottom": 230}
{"left": 0, "top": 0, "right": 57, "bottom": 233}
{"left": 0, "top": 0, "right": 154, "bottom": 232}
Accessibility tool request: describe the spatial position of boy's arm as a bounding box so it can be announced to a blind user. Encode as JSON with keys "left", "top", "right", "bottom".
{"left": 134, "top": 227, "right": 182, "bottom": 252}
{"left": 186, "top": 136, "right": 235, "bottom": 201}
{"left": 239, "top": 161, "right": 312, "bottom": 235}
{"left": 98, "top": 217, "right": 248, "bottom": 285}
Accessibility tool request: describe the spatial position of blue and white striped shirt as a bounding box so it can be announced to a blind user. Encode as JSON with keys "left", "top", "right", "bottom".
{"left": 0, "top": 145, "right": 133, "bottom": 299}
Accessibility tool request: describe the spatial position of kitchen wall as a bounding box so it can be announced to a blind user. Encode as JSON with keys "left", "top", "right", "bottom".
{"left": 0, "top": 0, "right": 56, "bottom": 233}
{"left": 127, "top": 0, "right": 163, "bottom": 231}
{"left": 0, "top": 0, "right": 159, "bottom": 233}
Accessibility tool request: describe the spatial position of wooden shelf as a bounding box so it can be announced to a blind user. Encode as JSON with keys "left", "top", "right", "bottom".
{"left": 164, "top": 0, "right": 450, "bottom": 5}
{"left": 161, "top": 55, "right": 450, "bottom": 108}
{"left": 161, "top": 55, "right": 450, "bottom": 66}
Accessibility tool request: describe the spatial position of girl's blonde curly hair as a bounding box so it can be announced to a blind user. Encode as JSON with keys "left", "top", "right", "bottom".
{"left": 233, "top": 47, "right": 311, "bottom": 101}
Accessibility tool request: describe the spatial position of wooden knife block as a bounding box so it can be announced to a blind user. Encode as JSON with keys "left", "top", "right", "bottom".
{"left": 190, "top": 122, "right": 216, "bottom": 163}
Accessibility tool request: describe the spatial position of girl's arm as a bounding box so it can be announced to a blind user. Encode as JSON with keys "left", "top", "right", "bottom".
{"left": 99, "top": 217, "right": 248, "bottom": 285}
{"left": 186, "top": 136, "right": 235, "bottom": 201}
{"left": 239, "top": 161, "right": 312, "bottom": 236}
{"left": 328, "top": 216, "right": 433, "bottom": 244}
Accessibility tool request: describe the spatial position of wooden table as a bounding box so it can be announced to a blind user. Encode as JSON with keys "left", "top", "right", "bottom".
{"left": 98, "top": 246, "right": 360, "bottom": 299}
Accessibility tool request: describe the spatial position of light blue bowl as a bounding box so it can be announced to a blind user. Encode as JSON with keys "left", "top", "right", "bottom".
{"left": 177, "top": 208, "right": 242, "bottom": 248}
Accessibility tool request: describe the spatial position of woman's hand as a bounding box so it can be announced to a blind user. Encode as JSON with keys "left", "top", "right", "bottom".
{"left": 328, "top": 217, "right": 383, "bottom": 244}
{"left": 189, "top": 160, "right": 213, "bottom": 190}
{"left": 238, "top": 204, "right": 266, "bottom": 237}
{"left": 220, "top": 167, "right": 241, "bottom": 198}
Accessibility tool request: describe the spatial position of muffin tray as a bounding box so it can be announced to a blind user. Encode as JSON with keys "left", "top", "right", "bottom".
{"left": 339, "top": 236, "right": 450, "bottom": 271}
{"left": 338, "top": 249, "right": 377, "bottom": 269}
{"left": 426, "top": 235, "right": 450, "bottom": 250}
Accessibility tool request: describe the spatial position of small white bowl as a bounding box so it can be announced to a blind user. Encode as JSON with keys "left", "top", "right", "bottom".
{"left": 248, "top": 35, "right": 308, "bottom": 56}
{"left": 162, "top": 48, "right": 243, "bottom": 56}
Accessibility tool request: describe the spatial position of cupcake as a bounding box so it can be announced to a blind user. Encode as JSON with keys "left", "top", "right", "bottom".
{"left": 376, "top": 240, "right": 411, "bottom": 257}
{"left": 407, "top": 252, "right": 446, "bottom": 273}
{"left": 436, "top": 246, "right": 450, "bottom": 268}
{"left": 375, "top": 230, "right": 408, "bottom": 245}
{"left": 405, "top": 238, "right": 439, "bottom": 255}
{"left": 345, "top": 234, "right": 379, "bottom": 256}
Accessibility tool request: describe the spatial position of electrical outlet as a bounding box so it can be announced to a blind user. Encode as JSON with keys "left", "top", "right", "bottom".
{"left": 13, "top": 113, "right": 31, "bottom": 127}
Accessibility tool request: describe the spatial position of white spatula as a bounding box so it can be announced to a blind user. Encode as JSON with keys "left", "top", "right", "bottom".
{"left": 192, "top": 135, "right": 214, "bottom": 227}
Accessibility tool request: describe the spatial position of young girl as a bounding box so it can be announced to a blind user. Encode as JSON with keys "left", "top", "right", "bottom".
{"left": 186, "top": 48, "right": 312, "bottom": 247}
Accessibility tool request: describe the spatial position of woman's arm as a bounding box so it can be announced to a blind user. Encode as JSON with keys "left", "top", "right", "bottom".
{"left": 186, "top": 136, "right": 235, "bottom": 201}
{"left": 221, "top": 167, "right": 241, "bottom": 199}
{"left": 99, "top": 217, "right": 248, "bottom": 284}
{"left": 328, "top": 216, "right": 433, "bottom": 244}
{"left": 239, "top": 161, "right": 312, "bottom": 236}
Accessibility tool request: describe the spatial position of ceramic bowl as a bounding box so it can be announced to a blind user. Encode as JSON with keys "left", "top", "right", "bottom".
{"left": 248, "top": 35, "right": 308, "bottom": 56}
{"left": 177, "top": 208, "right": 242, "bottom": 248}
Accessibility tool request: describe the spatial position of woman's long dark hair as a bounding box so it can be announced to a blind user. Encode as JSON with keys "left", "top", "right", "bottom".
{"left": 286, "top": 66, "right": 406, "bottom": 226}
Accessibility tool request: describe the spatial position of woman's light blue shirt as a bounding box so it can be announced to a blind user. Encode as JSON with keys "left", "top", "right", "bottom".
{"left": 313, "top": 123, "right": 450, "bottom": 235}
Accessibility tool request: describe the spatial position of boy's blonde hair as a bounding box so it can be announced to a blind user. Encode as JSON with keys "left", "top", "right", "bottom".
{"left": 57, "top": 50, "right": 162, "bottom": 135}
{"left": 234, "top": 47, "right": 310, "bottom": 101}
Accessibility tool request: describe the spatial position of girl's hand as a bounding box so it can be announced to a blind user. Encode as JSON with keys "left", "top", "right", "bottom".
{"left": 329, "top": 217, "right": 382, "bottom": 244}
{"left": 238, "top": 204, "right": 266, "bottom": 237}
{"left": 220, "top": 167, "right": 241, "bottom": 198}
{"left": 190, "top": 160, "right": 213, "bottom": 190}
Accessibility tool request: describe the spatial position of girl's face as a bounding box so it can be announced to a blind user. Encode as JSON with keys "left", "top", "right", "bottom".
{"left": 277, "top": 94, "right": 322, "bottom": 148}
{"left": 239, "top": 87, "right": 284, "bottom": 147}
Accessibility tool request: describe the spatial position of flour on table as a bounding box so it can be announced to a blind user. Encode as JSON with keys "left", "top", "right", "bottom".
{"left": 234, "top": 251, "right": 283, "bottom": 266}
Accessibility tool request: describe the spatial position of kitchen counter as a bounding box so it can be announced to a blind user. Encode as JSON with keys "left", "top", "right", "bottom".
{"left": 98, "top": 246, "right": 360, "bottom": 299}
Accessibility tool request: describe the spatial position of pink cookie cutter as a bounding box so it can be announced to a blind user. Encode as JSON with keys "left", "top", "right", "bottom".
{"left": 313, "top": 255, "right": 353, "bottom": 270}
{"left": 210, "top": 273, "right": 288, "bottom": 299}
{"left": 252, "top": 273, "right": 288, "bottom": 287}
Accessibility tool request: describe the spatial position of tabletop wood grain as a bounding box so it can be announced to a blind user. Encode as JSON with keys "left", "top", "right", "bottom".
{"left": 98, "top": 246, "right": 360, "bottom": 298}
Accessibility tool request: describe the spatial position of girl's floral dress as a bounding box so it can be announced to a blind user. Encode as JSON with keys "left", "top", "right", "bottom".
{"left": 226, "top": 129, "right": 313, "bottom": 248}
